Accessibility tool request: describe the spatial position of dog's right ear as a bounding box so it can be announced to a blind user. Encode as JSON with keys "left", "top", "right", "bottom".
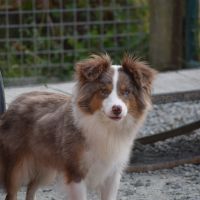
{"left": 75, "top": 54, "right": 111, "bottom": 82}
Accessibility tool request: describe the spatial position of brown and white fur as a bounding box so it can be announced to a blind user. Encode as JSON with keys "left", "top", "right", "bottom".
{"left": 0, "top": 54, "right": 156, "bottom": 200}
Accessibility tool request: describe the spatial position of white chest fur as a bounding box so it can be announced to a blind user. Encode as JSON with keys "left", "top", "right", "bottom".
{"left": 73, "top": 109, "right": 141, "bottom": 188}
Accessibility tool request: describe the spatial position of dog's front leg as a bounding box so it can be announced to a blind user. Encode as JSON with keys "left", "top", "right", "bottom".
{"left": 100, "top": 170, "right": 121, "bottom": 200}
{"left": 66, "top": 181, "right": 87, "bottom": 200}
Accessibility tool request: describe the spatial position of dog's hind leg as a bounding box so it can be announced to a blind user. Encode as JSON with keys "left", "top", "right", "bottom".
{"left": 26, "top": 169, "right": 56, "bottom": 200}
{"left": 5, "top": 164, "right": 22, "bottom": 200}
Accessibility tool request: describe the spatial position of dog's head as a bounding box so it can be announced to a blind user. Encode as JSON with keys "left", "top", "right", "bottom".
{"left": 74, "top": 53, "right": 156, "bottom": 122}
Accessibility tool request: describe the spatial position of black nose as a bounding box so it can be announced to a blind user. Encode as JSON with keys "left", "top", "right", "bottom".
{"left": 112, "top": 105, "right": 122, "bottom": 115}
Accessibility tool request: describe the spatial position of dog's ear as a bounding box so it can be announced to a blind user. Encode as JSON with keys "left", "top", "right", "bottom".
{"left": 75, "top": 54, "right": 111, "bottom": 82}
{"left": 122, "top": 54, "right": 157, "bottom": 95}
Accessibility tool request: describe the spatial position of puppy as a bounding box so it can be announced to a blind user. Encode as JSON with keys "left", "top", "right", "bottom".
{"left": 0, "top": 54, "right": 156, "bottom": 200}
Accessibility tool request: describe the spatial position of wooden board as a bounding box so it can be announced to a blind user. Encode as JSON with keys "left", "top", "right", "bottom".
{"left": 153, "top": 69, "right": 200, "bottom": 94}
{"left": 4, "top": 69, "right": 200, "bottom": 105}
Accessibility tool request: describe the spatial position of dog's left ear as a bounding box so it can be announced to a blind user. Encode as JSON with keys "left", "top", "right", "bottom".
{"left": 75, "top": 54, "right": 111, "bottom": 82}
{"left": 122, "top": 54, "right": 157, "bottom": 95}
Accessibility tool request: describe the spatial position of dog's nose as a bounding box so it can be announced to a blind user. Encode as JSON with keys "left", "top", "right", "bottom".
{"left": 112, "top": 105, "right": 122, "bottom": 115}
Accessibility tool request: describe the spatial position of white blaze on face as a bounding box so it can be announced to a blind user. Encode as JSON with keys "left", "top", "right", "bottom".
{"left": 102, "top": 65, "right": 128, "bottom": 120}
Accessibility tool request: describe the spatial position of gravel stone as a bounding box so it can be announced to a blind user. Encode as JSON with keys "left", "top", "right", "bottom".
{"left": 134, "top": 179, "right": 144, "bottom": 187}
{"left": 140, "top": 101, "right": 200, "bottom": 137}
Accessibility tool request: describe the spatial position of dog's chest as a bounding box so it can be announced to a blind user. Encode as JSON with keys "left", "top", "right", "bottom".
{"left": 81, "top": 126, "right": 133, "bottom": 188}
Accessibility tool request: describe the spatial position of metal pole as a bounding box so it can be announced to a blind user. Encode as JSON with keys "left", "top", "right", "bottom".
{"left": 185, "top": 0, "right": 199, "bottom": 67}
{"left": 0, "top": 71, "right": 6, "bottom": 114}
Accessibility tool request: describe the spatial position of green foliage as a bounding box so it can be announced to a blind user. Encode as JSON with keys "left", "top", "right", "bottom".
{"left": 0, "top": 0, "right": 149, "bottom": 83}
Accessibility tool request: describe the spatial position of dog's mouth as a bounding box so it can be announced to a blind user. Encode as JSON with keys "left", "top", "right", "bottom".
{"left": 109, "top": 115, "right": 122, "bottom": 121}
{"left": 102, "top": 110, "right": 123, "bottom": 121}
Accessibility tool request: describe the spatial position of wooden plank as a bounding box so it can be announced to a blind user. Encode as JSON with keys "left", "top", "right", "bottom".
{"left": 178, "top": 69, "right": 200, "bottom": 81}
{"left": 136, "top": 120, "right": 200, "bottom": 145}
{"left": 127, "top": 155, "right": 200, "bottom": 173}
{"left": 153, "top": 70, "right": 200, "bottom": 94}
{"left": 149, "top": 0, "right": 175, "bottom": 70}
{"left": 4, "top": 69, "right": 200, "bottom": 104}
{"left": 152, "top": 90, "right": 200, "bottom": 104}
{"left": 4, "top": 82, "right": 75, "bottom": 105}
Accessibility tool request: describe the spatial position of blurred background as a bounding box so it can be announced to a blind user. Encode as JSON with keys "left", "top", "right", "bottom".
{"left": 0, "top": 0, "right": 199, "bottom": 86}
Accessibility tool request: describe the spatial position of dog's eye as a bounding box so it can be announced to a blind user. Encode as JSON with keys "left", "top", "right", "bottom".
{"left": 100, "top": 88, "right": 110, "bottom": 97}
{"left": 122, "top": 89, "right": 130, "bottom": 97}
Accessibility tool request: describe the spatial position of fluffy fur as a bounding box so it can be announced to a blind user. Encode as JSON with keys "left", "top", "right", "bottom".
{"left": 0, "top": 53, "right": 156, "bottom": 200}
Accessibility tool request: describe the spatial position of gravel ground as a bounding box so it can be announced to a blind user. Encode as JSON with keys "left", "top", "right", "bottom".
{"left": 1, "top": 164, "right": 200, "bottom": 200}
{"left": 1, "top": 101, "right": 200, "bottom": 199}
{"left": 140, "top": 101, "right": 200, "bottom": 137}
